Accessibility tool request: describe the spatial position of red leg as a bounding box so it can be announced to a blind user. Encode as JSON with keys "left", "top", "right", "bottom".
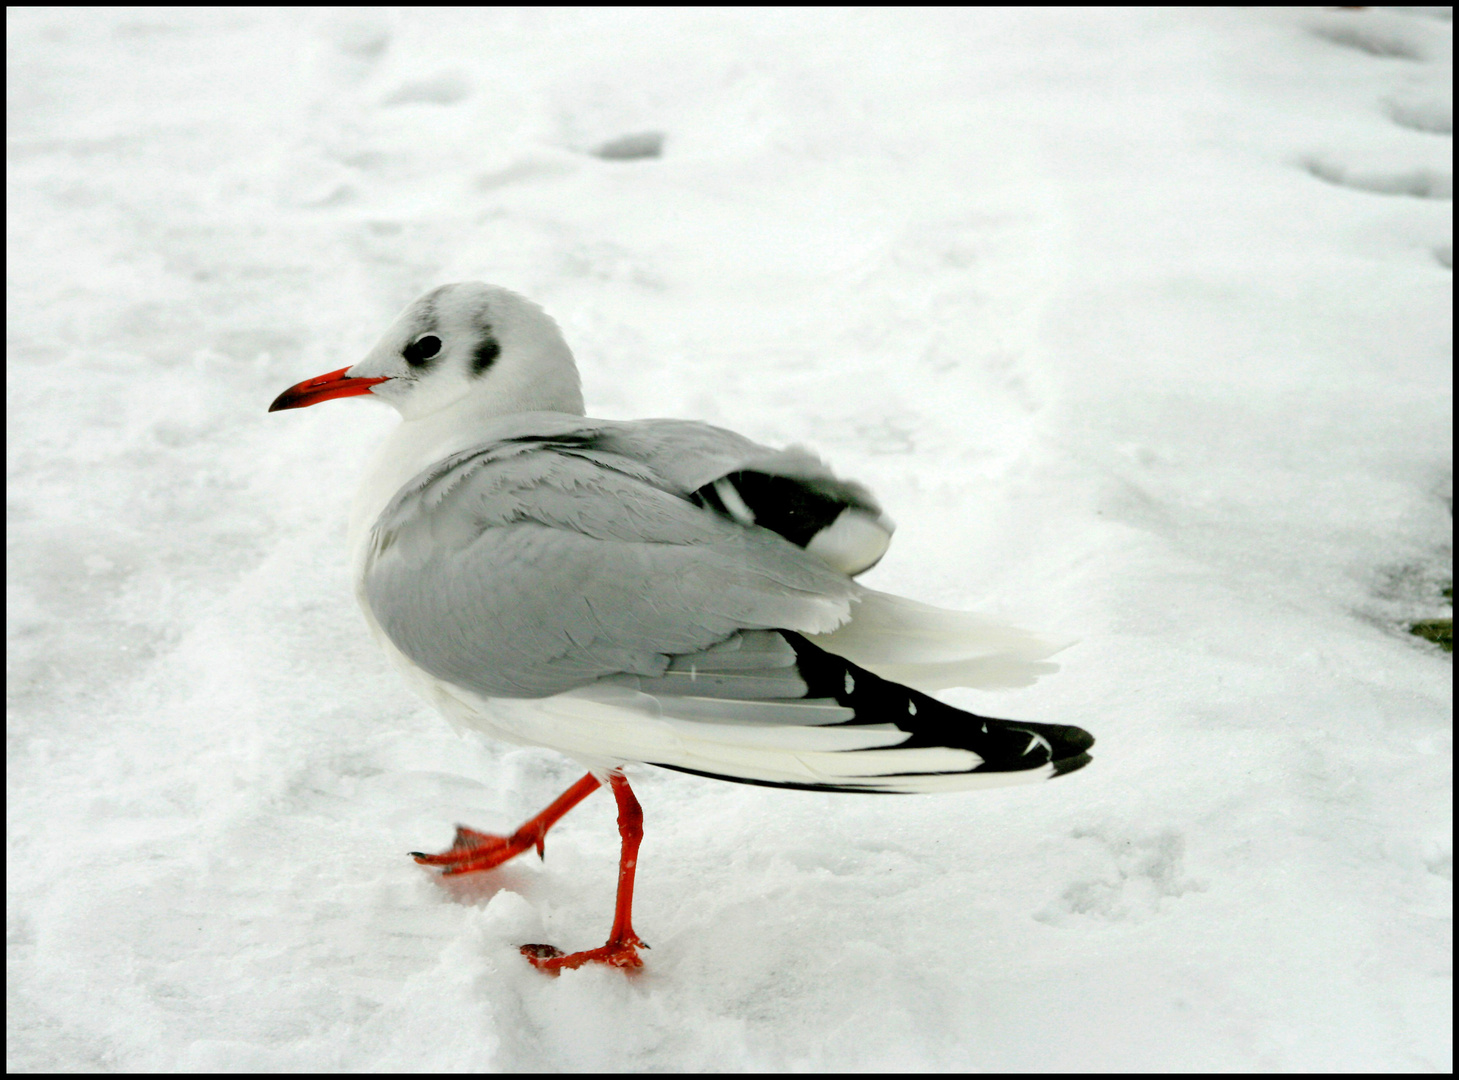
{"left": 520, "top": 771, "right": 647, "bottom": 973}
{"left": 411, "top": 772, "right": 602, "bottom": 876}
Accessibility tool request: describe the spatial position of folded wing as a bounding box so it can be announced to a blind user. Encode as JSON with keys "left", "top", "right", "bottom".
{"left": 361, "top": 417, "right": 1090, "bottom": 790}
{"left": 361, "top": 423, "right": 859, "bottom": 699}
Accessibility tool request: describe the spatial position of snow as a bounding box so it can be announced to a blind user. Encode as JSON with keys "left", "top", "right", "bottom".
{"left": 7, "top": 6, "right": 1451, "bottom": 1071}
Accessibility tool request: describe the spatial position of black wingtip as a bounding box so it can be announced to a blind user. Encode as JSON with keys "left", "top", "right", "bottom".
{"left": 1018, "top": 720, "right": 1095, "bottom": 760}
{"left": 1051, "top": 752, "right": 1093, "bottom": 778}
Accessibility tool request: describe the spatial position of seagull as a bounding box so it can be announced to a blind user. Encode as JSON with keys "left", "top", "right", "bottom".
{"left": 270, "top": 283, "right": 1094, "bottom": 973}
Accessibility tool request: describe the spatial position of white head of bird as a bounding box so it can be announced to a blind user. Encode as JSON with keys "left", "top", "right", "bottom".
{"left": 271, "top": 283, "right": 585, "bottom": 422}
{"left": 270, "top": 283, "right": 587, "bottom": 566}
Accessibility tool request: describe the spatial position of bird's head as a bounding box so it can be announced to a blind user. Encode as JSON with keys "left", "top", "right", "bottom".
{"left": 269, "top": 282, "right": 585, "bottom": 421}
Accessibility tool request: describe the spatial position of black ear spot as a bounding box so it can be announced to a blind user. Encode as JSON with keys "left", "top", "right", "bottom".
{"left": 471, "top": 330, "right": 500, "bottom": 376}
{"left": 403, "top": 335, "right": 442, "bottom": 367}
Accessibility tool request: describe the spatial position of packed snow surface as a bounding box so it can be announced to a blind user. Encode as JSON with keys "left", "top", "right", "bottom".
{"left": 7, "top": 7, "right": 1451, "bottom": 1072}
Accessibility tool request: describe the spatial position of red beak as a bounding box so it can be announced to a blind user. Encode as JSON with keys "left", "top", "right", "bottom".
{"left": 268, "top": 367, "right": 390, "bottom": 412}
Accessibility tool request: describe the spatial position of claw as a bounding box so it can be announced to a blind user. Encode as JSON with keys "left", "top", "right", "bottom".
{"left": 410, "top": 828, "right": 519, "bottom": 873}
{"left": 412, "top": 773, "right": 603, "bottom": 877}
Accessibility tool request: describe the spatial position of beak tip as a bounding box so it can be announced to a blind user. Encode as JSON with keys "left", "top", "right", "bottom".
{"left": 267, "top": 367, "right": 388, "bottom": 413}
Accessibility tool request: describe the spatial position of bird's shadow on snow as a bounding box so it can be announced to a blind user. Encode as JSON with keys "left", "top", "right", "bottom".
{"left": 427, "top": 865, "right": 542, "bottom": 907}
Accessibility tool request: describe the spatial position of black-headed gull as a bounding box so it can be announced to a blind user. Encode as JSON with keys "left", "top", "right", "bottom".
{"left": 270, "top": 283, "right": 1094, "bottom": 972}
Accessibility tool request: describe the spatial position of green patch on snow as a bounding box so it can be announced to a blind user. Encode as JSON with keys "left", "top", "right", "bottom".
{"left": 1409, "top": 584, "right": 1452, "bottom": 653}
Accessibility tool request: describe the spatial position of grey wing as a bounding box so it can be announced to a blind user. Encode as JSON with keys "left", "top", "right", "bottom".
{"left": 362, "top": 437, "right": 857, "bottom": 699}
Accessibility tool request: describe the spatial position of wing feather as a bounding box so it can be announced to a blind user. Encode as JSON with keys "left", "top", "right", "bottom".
{"left": 363, "top": 433, "right": 857, "bottom": 698}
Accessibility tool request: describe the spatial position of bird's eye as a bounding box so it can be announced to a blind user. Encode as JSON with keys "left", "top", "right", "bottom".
{"left": 403, "top": 335, "right": 442, "bottom": 366}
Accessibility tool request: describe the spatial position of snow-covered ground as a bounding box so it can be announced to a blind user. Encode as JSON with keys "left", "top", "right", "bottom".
{"left": 7, "top": 7, "right": 1451, "bottom": 1071}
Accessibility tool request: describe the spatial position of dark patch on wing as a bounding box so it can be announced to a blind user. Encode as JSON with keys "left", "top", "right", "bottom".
{"left": 691, "top": 470, "right": 874, "bottom": 548}
{"left": 1051, "top": 752, "right": 1093, "bottom": 777}
{"left": 471, "top": 327, "right": 501, "bottom": 376}
{"left": 644, "top": 633, "right": 1097, "bottom": 793}
{"left": 776, "top": 631, "right": 1095, "bottom": 770}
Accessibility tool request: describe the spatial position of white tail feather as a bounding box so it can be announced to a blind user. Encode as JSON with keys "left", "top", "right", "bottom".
{"left": 513, "top": 686, "right": 1060, "bottom": 794}
{"left": 807, "top": 588, "right": 1072, "bottom": 691}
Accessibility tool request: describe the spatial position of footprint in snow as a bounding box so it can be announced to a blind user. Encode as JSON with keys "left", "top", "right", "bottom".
{"left": 331, "top": 21, "right": 390, "bottom": 63}
{"left": 1386, "top": 99, "right": 1453, "bottom": 137}
{"left": 1300, "top": 9, "right": 1452, "bottom": 265}
{"left": 591, "top": 132, "right": 665, "bottom": 161}
{"left": 318, "top": 21, "right": 390, "bottom": 87}
{"left": 1301, "top": 157, "right": 1452, "bottom": 200}
{"left": 381, "top": 73, "right": 472, "bottom": 107}
{"left": 474, "top": 132, "right": 665, "bottom": 195}
{"left": 1035, "top": 827, "right": 1205, "bottom": 926}
{"left": 1307, "top": 19, "right": 1428, "bottom": 61}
